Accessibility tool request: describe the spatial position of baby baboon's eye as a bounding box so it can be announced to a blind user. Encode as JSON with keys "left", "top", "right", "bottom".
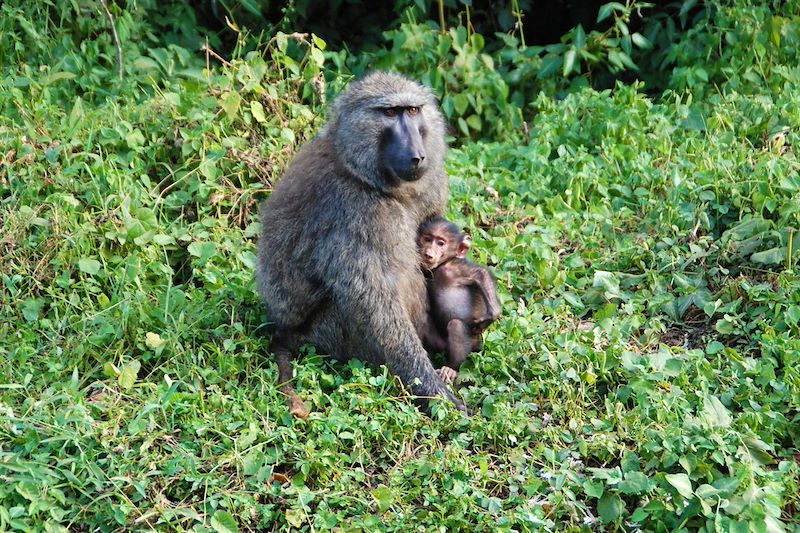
{"left": 407, "top": 106, "right": 419, "bottom": 116}
{"left": 384, "top": 108, "right": 397, "bottom": 117}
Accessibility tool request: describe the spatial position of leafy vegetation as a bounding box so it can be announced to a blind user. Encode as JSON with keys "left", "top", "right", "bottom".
{"left": 1, "top": 0, "right": 799, "bottom": 530}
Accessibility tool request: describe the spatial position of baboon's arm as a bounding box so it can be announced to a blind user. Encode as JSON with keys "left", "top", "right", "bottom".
{"left": 472, "top": 268, "right": 501, "bottom": 323}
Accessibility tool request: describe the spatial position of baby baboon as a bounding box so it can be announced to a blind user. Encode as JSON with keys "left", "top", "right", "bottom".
{"left": 257, "top": 71, "right": 467, "bottom": 416}
{"left": 418, "top": 216, "right": 501, "bottom": 383}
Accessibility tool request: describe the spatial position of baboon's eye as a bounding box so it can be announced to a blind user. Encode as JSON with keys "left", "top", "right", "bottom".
{"left": 383, "top": 108, "right": 397, "bottom": 117}
{"left": 407, "top": 106, "right": 419, "bottom": 116}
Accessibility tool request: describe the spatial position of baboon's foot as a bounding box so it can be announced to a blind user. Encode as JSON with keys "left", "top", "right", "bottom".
{"left": 279, "top": 384, "right": 309, "bottom": 419}
{"left": 286, "top": 391, "right": 309, "bottom": 419}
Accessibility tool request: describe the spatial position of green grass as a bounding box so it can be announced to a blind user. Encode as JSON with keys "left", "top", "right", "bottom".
{"left": 2, "top": 1, "right": 800, "bottom": 531}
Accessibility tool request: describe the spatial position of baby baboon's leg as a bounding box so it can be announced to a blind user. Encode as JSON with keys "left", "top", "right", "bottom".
{"left": 445, "top": 319, "right": 472, "bottom": 370}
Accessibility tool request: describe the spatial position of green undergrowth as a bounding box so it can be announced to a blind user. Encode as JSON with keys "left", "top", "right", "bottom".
{"left": 2, "top": 0, "right": 800, "bottom": 531}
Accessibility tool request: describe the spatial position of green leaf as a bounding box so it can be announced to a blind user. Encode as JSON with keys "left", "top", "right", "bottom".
{"left": 537, "top": 55, "right": 561, "bottom": 79}
{"left": 705, "top": 341, "right": 725, "bottom": 355}
{"left": 750, "top": 246, "right": 786, "bottom": 265}
{"left": 78, "top": 258, "right": 102, "bottom": 275}
{"left": 133, "top": 56, "right": 159, "bottom": 71}
{"left": 597, "top": 2, "right": 625, "bottom": 23}
{"left": 573, "top": 25, "right": 586, "bottom": 49}
{"left": 311, "top": 33, "right": 326, "bottom": 50}
{"left": 619, "top": 472, "right": 650, "bottom": 495}
{"left": 617, "top": 51, "right": 638, "bottom": 70}
{"left": 561, "top": 291, "right": 584, "bottom": 309}
{"left": 43, "top": 71, "right": 76, "bottom": 85}
{"left": 457, "top": 117, "right": 469, "bottom": 136}
{"left": 220, "top": 92, "right": 241, "bottom": 120}
{"left": 118, "top": 360, "right": 141, "bottom": 390}
{"left": 134, "top": 208, "right": 157, "bottom": 231}
{"left": 701, "top": 394, "right": 731, "bottom": 429}
{"left": 631, "top": 32, "right": 652, "bottom": 49}
{"left": 238, "top": 0, "right": 260, "bottom": 17}
{"left": 767, "top": 16, "right": 783, "bottom": 47}
{"left": 371, "top": 485, "right": 395, "bottom": 512}
{"left": 695, "top": 484, "right": 720, "bottom": 499}
{"left": 630, "top": 507, "right": 648, "bottom": 522}
{"left": 103, "top": 362, "right": 119, "bottom": 378}
{"left": 188, "top": 241, "right": 218, "bottom": 265}
{"left": 466, "top": 114, "right": 482, "bottom": 131}
{"left": 592, "top": 270, "right": 622, "bottom": 300}
{"left": 15, "top": 481, "right": 39, "bottom": 501}
{"left": 251, "top": 101, "right": 267, "bottom": 123}
{"left": 21, "top": 297, "right": 45, "bottom": 323}
{"left": 583, "top": 480, "right": 604, "bottom": 498}
{"left": 281, "top": 127, "right": 296, "bottom": 145}
{"left": 238, "top": 251, "right": 257, "bottom": 269}
{"left": 742, "top": 437, "right": 774, "bottom": 465}
{"left": 275, "top": 32, "right": 288, "bottom": 52}
{"left": 597, "top": 492, "right": 623, "bottom": 523}
{"left": 665, "top": 473, "right": 693, "bottom": 499}
{"left": 126, "top": 129, "right": 146, "bottom": 148}
{"left": 43, "top": 520, "right": 70, "bottom": 533}
{"left": 199, "top": 158, "right": 219, "bottom": 180}
{"left": 679, "top": 0, "right": 698, "bottom": 20}
{"left": 153, "top": 234, "right": 176, "bottom": 245}
{"left": 285, "top": 509, "right": 303, "bottom": 527}
{"left": 67, "top": 96, "right": 84, "bottom": 134}
{"left": 787, "top": 305, "right": 800, "bottom": 326}
{"left": 563, "top": 49, "right": 577, "bottom": 76}
{"left": 723, "top": 218, "right": 770, "bottom": 241}
{"left": 453, "top": 93, "right": 469, "bottom": 115}
{"left": 310, "top": 47, "right": 325, "bottom": 67}
{"left": 210, "top": 511, "right": 239, "bottom": 533}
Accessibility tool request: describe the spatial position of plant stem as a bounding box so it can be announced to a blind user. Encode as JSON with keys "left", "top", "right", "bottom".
{"left": 99, "top": 0, "right": 123, "bottom": 80}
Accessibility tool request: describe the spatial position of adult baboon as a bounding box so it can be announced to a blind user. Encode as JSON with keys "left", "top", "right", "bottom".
{"left": 257, "top": 71, "right": 466, "bottom": 416}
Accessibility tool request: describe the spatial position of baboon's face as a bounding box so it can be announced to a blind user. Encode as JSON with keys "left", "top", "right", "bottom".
{"left": 329, "top": 72, "right": 445, "bottom": 192}
{"left": 418, "top": 222, "right": 468, "bottom": 270}
{"left": 378, "top": 105, "right": 428, "bottom": 182}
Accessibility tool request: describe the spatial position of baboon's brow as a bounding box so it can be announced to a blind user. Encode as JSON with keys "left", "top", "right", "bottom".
{"left": 360, "top": 93, "right": 429, "bottom": 109}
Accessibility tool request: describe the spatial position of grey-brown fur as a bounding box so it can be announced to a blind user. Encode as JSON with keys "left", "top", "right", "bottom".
{"left": 256, "top": 71, "right": 465, "bottom": 414}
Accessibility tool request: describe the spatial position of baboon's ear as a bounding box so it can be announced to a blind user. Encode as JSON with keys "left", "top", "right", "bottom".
{"left": 456, "top": 235, "right": 472, "bottom": 258}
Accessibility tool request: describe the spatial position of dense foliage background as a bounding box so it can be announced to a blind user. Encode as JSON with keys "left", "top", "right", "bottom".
{"left": 1, "top": 0, "right": 799, "bottom": 530}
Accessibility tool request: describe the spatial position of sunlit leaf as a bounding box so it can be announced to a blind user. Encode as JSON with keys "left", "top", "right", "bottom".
{"left": 371, "top": 485, "right": 395, "bottom": 512}
{"left": 563, "top": 49, "right": 577, "bottom": 76}
{"left": 210, "top": 511, "right": 239, "bottom": 533}
{"left": 78, "top": 258, "right": 101, "bottom": 275}
{"left": 118, "top": 360, "right": 141, "bottom": 390}
{"left": 251, "top": 101, "right": 267, "bottom": 123}
{"left": 665, "top": 473, "right": 693, "bottom": 499}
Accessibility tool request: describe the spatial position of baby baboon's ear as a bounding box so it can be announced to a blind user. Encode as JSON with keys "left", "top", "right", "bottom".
{"left": 457, "top": 234, "right": 472, "bottom": 258}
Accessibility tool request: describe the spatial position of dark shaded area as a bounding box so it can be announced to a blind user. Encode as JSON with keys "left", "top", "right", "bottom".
{"left": 505, "top": 0, "right": 610, "bottom": 45}
{"left": 189, "top": 0, "right": 671, "bottom": 54}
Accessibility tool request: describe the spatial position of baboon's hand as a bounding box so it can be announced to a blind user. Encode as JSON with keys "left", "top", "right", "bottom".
{"left": 435, "top": 366, "right": 458, "bottom": 384}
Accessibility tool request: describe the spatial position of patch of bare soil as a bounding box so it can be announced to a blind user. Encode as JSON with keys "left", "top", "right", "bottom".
{"left": 659, "top": 305, "right": 717, "bottom": 350}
